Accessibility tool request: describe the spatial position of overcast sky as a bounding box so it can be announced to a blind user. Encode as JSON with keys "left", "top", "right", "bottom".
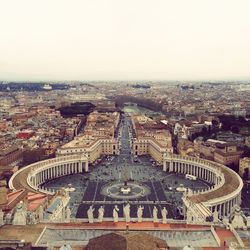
{"left": 0, "top": 0, "right": 250, "bottom": 81}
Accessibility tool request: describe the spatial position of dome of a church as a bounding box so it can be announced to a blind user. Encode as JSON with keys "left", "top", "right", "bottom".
{"left": 85, "top": 232, "right": 169, "bottom": 250}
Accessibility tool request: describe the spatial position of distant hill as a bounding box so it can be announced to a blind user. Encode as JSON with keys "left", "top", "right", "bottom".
{"left": 0, "top": 82, "right": 70, "bottom": 91}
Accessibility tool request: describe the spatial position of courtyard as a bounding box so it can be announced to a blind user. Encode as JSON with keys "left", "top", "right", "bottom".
{"left": 43, "top": 155, "right": 211, "bottom": 219}
{"left": 43, "top": 114, "right": 211, "bottom": 220}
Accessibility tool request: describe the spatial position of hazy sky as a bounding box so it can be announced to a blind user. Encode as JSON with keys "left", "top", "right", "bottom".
{"left": 0, "top": 0, "right": 250, "bottom": 81}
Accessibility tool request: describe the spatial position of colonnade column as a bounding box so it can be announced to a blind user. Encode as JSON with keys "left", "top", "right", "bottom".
{"left": 227, "top": 201, "right": 230, "bottom": 216}
{"left": 230, "top": 199, "right": 234, "bottom": 213}
{"left": 85, "top": 161, "right": 89, "bottom": 172}
{"left": 34, "top": 176, "right": 37, "bottom": 186}
{"left": 37, "top": 174, "right": 40, "bottom": 185}
{"left": 69, "top": 163, "right": 72, "bottom": 174}
{"left": 169, "top": 161, "right": 173, "bottom": 172}
{"left": 56, "top": 166, "right": 58, "bottom": 177}
{"left": 218, "top": 204, "right": 221, "bottom": 217}
{"left": 37, "top": 173, "right": 40, "bottom": 185}
{"left": 58, "top": 165, "right": 61, "bottom": 176}
{"left": 65, "top": 164, "right": 68, "bottom": 174}
{"left": 238, "top": 194, "right": 241, "bottom": 205}
{"left": 163, "top": 160, "right": 167, "bottom": 171}
{"left": 191, "top": 165, "right": 194, "bottom": 175}
{"left": 79, "top": 161, "right": 83, "bottom": 172}
{"left": 36, "top": 175, "right": 38, "bottom": 186}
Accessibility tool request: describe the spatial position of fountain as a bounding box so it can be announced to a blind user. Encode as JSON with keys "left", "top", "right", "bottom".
{"left": 65, "top": 183, "right": 75, "bottom": 192}
{"left": 101, "top": 160, "right": 150, "bottom": 200}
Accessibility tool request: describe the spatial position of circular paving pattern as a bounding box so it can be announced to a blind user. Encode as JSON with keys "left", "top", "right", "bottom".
{"left": 101, "top": 181, "right": 151, "bottom": 200}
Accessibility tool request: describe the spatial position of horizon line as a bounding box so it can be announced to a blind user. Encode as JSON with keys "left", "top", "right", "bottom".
{"left": 1, "top": 79, "right": 250, "bottom": 83}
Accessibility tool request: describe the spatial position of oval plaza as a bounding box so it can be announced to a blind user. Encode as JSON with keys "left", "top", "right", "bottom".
{"left": 9, "top": 112, "right": 243, "bottom": 223}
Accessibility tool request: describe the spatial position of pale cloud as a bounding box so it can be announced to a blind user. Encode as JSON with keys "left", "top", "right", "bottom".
{"left": 0, "top": 0, "right": 250, "bottom": 81}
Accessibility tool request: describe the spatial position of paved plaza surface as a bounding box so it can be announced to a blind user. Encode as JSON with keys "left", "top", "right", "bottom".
{"left": 43, "top": 115, "right": 211, "bottom": 220}
{"left": 43, "top": 166, "right": 210, "bottom": 219}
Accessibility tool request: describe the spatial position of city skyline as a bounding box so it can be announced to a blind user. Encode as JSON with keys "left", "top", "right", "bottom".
{"left": 1, "top": 0, "right": 250, "bottom": 81}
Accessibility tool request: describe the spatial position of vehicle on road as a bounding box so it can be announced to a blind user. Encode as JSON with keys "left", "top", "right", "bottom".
{"left": 185, "top": 174, "right": 197, "bottom": 180}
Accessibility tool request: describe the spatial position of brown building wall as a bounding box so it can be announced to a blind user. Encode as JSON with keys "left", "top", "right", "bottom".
{"left": 0, "top": 149, "right": 23, "bottom": 167}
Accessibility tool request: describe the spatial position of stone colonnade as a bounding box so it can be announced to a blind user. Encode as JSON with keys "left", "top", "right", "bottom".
{"left": 30, "top": 160, "right": 89, "bottom": 189}
{"left": 9, "top": 155, "right": 88, "bottom": 195}
{"left": 163, "top": 154, "right": 243, "bottom": 218}
{"left": 164, "top": 160, "right": 221, "bottom": 185}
